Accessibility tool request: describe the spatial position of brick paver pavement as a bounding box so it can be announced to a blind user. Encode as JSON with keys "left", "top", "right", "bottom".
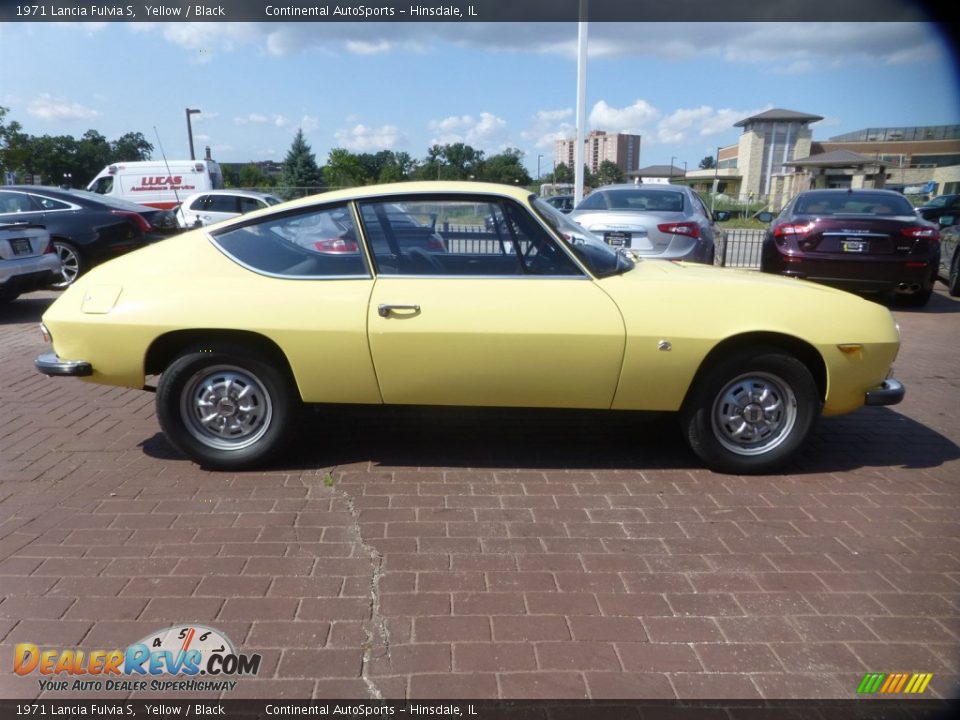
{"left": 1, "top": 288, "right": 957, "bottom": 700}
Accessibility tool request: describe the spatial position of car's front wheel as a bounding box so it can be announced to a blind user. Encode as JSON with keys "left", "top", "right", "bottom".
{"left": 681, "top": 348, "right": 820, "bottom": 474}
{"left": 156, "top": 346, "right": 299, "bottom": 470}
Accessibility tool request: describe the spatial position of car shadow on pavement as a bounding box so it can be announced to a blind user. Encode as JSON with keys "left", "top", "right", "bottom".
{"left": 0, "top": 294, "right": 57, "bottom": 324}
{"left": 141, "top": 405, "right": 960, "bottom": 475}
{"left": 889, "top": 288, "right": 960, "bottom": 314}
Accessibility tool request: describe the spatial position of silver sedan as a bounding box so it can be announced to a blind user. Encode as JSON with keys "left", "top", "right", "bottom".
{"left": 569, "top": 183, "right": 726, "bottom": 264}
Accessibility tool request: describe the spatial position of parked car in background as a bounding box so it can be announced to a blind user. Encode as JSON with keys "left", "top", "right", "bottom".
{"left": 759, "top": 189, "right": 941, "bottom": 307}
{"left": 176, "top": 190, "right": 283, "bottom": 228}
{"left": 87, "top": 158, "right": 224, "bottom": 209}
{"left": 543, "top": 194, "right": 574, "bottom": 213}
{"left": 36, "top": 181, "right": 904, "bottom": 476}
{"left": 0, "top": 186, "right": 172, "bottom": 288}
{"left": 0, "top": 223, "right": 60, "bottom": 303}
{"left": 938, "top": 220, "right": 960, "bottom": 296}
{"left": 916, "top": 194, "right": 960, "bottom": 224}
{"left": 568, "top": 183, "right": 724, "bottom": 264}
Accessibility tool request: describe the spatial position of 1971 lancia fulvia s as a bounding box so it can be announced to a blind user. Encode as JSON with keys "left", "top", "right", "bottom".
{"left": 35, "top": 182, "right": 904, "bottom": 474}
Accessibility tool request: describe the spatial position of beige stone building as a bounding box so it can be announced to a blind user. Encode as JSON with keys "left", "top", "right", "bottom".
{"left": 685, "top": 111, "right": 960, "bottom": 209}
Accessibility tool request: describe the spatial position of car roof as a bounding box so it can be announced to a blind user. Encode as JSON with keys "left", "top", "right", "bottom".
{"left": 275, "top": 181, "right": 533, "bottom": 211}
{"left": 795, "top": 188, "right": 906, "bottom": 198}
{"left": 594, "top": 184, "right": 686, "bottom": 192}
{"left": 184, "top": 189, "right": 279, "bottom": 199}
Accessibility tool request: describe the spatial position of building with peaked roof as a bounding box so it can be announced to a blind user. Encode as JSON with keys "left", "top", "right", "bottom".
{"left": 683, "top": 111, "right": 960, "bottom": 207}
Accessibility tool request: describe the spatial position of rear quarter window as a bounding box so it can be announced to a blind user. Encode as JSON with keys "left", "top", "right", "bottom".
{"left": 210, "top": 204, "right": 368, "bottom": 279}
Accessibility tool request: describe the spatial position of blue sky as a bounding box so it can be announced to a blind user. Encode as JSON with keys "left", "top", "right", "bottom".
{"left": 1, "top": 20, "right": 958, "bottom": 180}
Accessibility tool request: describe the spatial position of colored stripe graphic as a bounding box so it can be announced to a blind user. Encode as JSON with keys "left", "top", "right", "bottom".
{"left": 857, "top": 673, "right": 886, "bottom": 693}
{"left": 857, "top": 672, "right": 932, "bottom": 694}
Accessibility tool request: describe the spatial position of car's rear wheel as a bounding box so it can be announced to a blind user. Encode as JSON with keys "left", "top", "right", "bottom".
{"left": 948, "top": 252, "right": 960, "bottom": 297}
{"left": 156, "top": 346, "right": 299, "bottom": 470}
{"left": 49, "top": 241, "right": 82, "bottom": 289}
{"left": 681, "top": 348, "right": 820, "bottom": 474}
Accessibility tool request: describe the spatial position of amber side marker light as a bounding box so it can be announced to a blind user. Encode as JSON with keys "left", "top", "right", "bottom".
{"left": 837, "top": 344, "right": 864, "bottom": 356}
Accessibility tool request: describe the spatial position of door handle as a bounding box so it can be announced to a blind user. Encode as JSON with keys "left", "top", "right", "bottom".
{"left": 378, "top": 304, "right": 420, "bottom": 317}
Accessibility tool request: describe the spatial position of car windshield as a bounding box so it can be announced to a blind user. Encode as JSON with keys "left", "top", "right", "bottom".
{"left": 578, "top": 188, "right": 685, "bottom": 212}
{"left": 265, "top": 196, "right": 283, "bottom": 206}
{"left": 532, "top": 197, "right": 633, "bottom": 278}
{"left": 923, "top": 196, "right": 951, "bottom": 208}
{"left": 794, "top": 193, "right": 915, "bottom": 216}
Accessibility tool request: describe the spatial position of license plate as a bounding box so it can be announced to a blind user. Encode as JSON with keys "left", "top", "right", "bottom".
{"left": 604, "top": 231, "right": 631, "bottom": 247}
{"left": 842, "top": 240, "right": 868, "bottom": 253}
{"left": 10, "top": 238, "right": 32, "bottom": 256}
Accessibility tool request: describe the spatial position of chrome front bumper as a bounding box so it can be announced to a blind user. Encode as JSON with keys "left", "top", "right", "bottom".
{"left": 35, "top": 352, "right": 92, "bottom": 377}
{"left": 864, "top": 378, "right": 905, "bottom": 406}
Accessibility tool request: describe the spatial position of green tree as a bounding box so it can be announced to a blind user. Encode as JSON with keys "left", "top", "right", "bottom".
{"left": 111, "top": 132, "right": 153, "bottom": 162}
{"left": 280, "top": 128, "right": 323, "bottom": 198}
{"left": 324, "top": 148, "right": 368, "bottom": 188}
{"left": 596, "top": 160, "right": 624, "bottom": 186}
{"left": 552, "top": 162, "right": 572, "bottom": 184}
{"left": 478, "top": 148, "right": 531, "bottom": 185}
{"left": 699, "top": 155, "right": 716, "bottom": 170}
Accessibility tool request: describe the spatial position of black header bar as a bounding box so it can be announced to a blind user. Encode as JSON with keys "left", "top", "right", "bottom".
{"left": 0, "top": 0, "right": 943, "bottom": 23}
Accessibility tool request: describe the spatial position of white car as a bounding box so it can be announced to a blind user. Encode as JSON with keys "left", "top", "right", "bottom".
{"left": 175, "top": 190, "right": 282, "bottom": 228}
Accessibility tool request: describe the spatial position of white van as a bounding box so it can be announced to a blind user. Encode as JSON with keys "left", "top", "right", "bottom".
{"left": 87, "top": 159, "right": 224, "bottom": 209}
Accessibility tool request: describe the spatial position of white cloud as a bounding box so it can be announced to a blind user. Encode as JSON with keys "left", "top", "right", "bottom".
{"left": 589, "top": 100, "right": 660, "bottom": 135}
{"left": 235, "top": 113, "right": 288, "bottom": 127}
{"left": 428, "top": 112, "right": 509, "bottom": 150}
{"left": 521, "top": 108, "right": 575, "bottom": 149}
{"left": 334, "top": 123, "right": 405, "bottom": 151}
{"left": 26, "top": 94, "right": 99, "bottom": 121}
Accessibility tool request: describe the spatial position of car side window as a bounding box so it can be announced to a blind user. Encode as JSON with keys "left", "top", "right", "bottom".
{"left": 207, "top": 195, "right": 239, "bottom": 213}
{"left": 190, "top": 196, "right": 209, "bottom": 211}
{"left": 238, "top": 197, "right": 262, "bottom": 214}
{"left": 0, "top": 191, "right": 37, "bottom": 214}
{"left": 209, "top": 203, "right": 368, "bottom": 278}
{"left": 32, "top": 196, "right": 72, "bottom": 211}
{"left": 357, "top": 196, "right": 583, "bottom": 277}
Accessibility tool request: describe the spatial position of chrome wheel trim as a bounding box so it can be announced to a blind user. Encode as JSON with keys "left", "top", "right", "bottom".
{"left": 710, "top": 371, "right": 798, "bottom": 457}
{"left": 52, "top": 243, "right": 80, "bottom": 288}
{"left": 180, "top": 364, "right": 273, "bottom": 451}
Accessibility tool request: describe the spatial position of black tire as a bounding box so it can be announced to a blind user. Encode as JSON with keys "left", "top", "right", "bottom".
{"left": 948, "top": 252, "right": 960, "bottom": 298}
{"left": 49, "top": 241, "right": 83, "bottom": 289}
{"left": 156, "top": 345, "right": 299, "bottom": 470}
{"left": 896, "top": 284, "right": 934, "bottom": 308}
{"left": 681, "top": 347, "right": 820, "bottom": 475}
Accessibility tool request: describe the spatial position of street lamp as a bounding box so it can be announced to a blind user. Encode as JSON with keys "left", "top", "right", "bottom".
{"left": 185, "top": 108, "right": 201, "bottom": 161}
{"left": 537, "top": 154, "right": 543, "bottom": 181}
{"left": 669, "top": 156, "right": 677, "bottom": 179}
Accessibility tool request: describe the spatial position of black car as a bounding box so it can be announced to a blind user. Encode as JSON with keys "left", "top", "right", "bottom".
{"left": 917, "top": 194, "right": 960, "bottom": 224}
{"left": 0, "top": 186, "right": 175, "bottom": 288}
{"left": 759, "top": 189, "right": 940, "bottom": 307}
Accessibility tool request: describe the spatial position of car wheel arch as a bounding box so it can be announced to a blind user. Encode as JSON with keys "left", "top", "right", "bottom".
{"left": 145, "top": 329, "right": 301, "bottom": 397}
{"left": 682, "top": 331, "right": 827, "bottom": 412}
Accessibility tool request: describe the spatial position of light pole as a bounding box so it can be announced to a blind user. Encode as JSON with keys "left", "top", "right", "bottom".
{"left": 185, "top": 108, "right": 201, "bottom": 161}
{"left": 537, "top": 154, "right": 543, "bottom": 181}
{"left": 669, "top": 156, "right": 676, "bottom": 180}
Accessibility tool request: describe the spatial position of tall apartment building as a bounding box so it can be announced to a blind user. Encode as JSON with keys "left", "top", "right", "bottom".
{"left": 554, "top": 130, "right": 641, "bottom": 176}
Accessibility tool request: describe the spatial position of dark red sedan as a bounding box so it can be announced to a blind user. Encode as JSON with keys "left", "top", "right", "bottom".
{"left": 759, "top": 189, "right": 940, "bottom": 307}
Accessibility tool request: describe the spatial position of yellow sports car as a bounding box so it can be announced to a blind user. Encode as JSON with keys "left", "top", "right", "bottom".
{"left": 35, "top": 182, "right": 904, "bottom": 474}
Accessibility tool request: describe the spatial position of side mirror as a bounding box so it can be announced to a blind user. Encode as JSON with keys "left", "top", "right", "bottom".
{"left": 713, "top": 210, "right": 730, "bottom": 222}
{"left": 939, "top": 215, "right": 955, "bottom": 227}
{"left": 756, "top": 211, "right": 774, "bottom": 223}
